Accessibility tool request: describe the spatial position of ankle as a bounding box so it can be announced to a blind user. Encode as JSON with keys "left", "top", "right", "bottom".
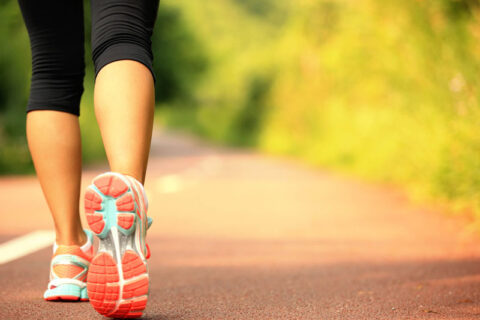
{"left": 55, "top": 229, "right": 87, "bottom": 246}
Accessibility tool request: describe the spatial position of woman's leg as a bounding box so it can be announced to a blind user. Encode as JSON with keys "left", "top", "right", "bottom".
{"left": 90, "top": 0, "right": 159, "bottom": 184}
{"left": 18, "top": 0, "right": 86, "bottom": 245}
{"left": 27, "top": 111, "right": 85, "bottom": 246}
{"left": 85, "top": 1, "right": 159, "bottom": 316}
{"left": 94, "top": 60, "right": 154, "bottom": 184}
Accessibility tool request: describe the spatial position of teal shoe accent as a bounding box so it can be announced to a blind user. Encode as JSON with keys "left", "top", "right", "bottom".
{"left": 44, "top": 284, "right": 83, "bottom": 301}
{"left": 147, "top": 216, "right": 153, "bottom": 229}
{"left": 84, "top": 229, "right": 94, "bottom": 244}
{"left": 51, "top": 254, "right": 89, "bottom": 273}
{"left": 80, "top": 287, "right": 89, "bottom": 300}
{"left": 88, "top": 184, "right": 137, "bottom": 238}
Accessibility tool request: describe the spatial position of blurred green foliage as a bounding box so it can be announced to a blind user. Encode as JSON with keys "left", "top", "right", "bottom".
{"left": 158, "top": 0, "right": 480, "bottom": 218}
{"left": 0, "top": 0, "right": 207, "bottom": 173}
{"left": 2, "top": 0, "right": 480, "bottom": 221}
{"left": 0, "top": 0, "right": 32, "bottom": 173}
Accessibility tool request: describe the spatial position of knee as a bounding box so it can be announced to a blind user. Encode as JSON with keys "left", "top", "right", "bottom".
{"left": 22, "top": 0, "right": 85, "bottom": 116}
{"left": 90, "top": 0, "right": 159, "bottom": 81}
{"left": 28, "top": 44, "right": 85, "bottom": 116}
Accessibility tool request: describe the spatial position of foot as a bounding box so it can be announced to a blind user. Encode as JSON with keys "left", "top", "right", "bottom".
{"left": 44, "top": 230, "right": 94, "bottom": 302}
{"left": 84, "top": 172, "right": 151, "bottom": 318}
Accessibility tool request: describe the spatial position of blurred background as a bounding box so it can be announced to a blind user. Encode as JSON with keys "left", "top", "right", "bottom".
{"left": 1, "top": 0, "right": 480, "bottom": 222}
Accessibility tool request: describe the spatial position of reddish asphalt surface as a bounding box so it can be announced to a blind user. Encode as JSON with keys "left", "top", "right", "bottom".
{"left": 1, "top": 131, "right": 480, "bottom": 319}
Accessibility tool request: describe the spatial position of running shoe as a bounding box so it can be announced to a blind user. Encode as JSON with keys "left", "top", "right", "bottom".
{"left": 84, "top": 172, "right": 152, "bottom": 318}
{"left": 44, "top": 229, "right": 94, "bottom": 301}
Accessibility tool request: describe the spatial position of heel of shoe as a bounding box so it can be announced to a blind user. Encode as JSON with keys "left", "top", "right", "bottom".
{"left": 84, "top": 173, "right": 137, "bottom": 238}
{"left": 44, "top": 283, "right": 86, "bottom": 301}
{"left": 87, "top": 251, "right": 148, "bottom": 318}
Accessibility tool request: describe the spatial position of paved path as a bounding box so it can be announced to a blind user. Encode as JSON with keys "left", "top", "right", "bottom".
{"left": 1, "top": 130, "right": 480, "bottom": 319}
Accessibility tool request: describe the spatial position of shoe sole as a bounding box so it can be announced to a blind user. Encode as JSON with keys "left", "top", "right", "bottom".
{"left": 85, "top": 173, "right": 148, "bottom": 318}
{"left": 44, "top": 283, "right": 89, "bottom": 302}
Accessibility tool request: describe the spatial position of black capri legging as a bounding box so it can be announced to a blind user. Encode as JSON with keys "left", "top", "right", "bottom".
{"left": 18, "top": 0, "right": 159, "bottom": 116}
